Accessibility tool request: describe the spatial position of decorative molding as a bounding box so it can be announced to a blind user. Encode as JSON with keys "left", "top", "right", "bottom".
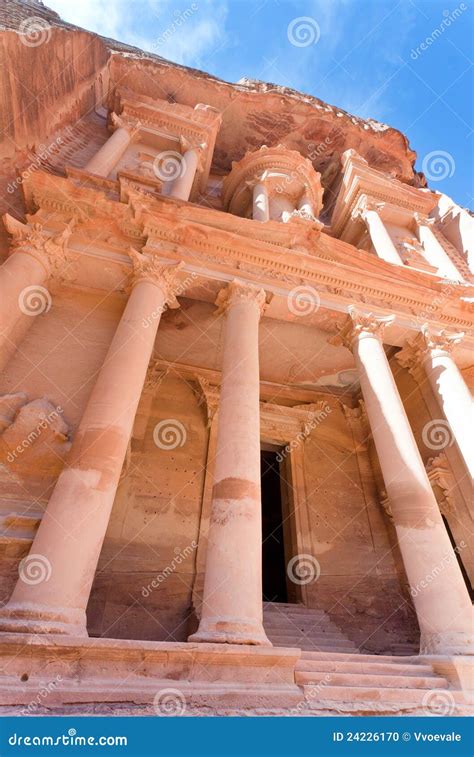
{"left": 192, "top": 377, "right": 220, "bottom": 428}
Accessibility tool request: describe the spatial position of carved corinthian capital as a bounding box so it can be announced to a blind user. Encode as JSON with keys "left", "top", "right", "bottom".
{"left": 351, "top": 195, "right": 385, "bottom": 223}
{"left": 128, "top": 248, "right": 184, "bottom": 306}
{"left": 110, "top": 112, "right": 142, "bottom": 141}
{"left": 420, "top": 324, "right": 464, "bottom": 354}
{"left": 3, "top": 214, "right": 74, "bottom": 278}
{"left": 331, "top": 307, "right": 395, "bottom": 350}
{"left": 214, "top": 279, "right": 267, "bottom": 318}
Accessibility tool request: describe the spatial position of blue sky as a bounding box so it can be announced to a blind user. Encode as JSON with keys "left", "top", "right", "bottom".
{"left": 47, "top": 0, "right": 473, "bottom": 208}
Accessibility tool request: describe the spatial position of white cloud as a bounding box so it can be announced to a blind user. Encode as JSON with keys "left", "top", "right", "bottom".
{"left": 46, "top": 0, "right": 228, "bottom": 67}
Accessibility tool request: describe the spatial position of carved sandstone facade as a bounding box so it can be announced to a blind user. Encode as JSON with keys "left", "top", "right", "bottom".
{"left": 0, "top": 0, "right": 472, "bottom": 717}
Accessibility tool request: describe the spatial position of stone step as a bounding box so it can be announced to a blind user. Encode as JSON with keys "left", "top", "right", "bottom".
{"left": 300, "top": 650, "right": 421, "bottom": 664}
{"left": 264, "top": 602, "right": 305, "bottom": 610}
{"left": 263, "top": 618, "right": 335, "bottom": 629}
{"left": 296, "top": 670, "right": 449, "bottom": 689}
{"left": 268, "top": 634, "right": 351, "bottom": 646}
{"left": 273, "top": 642, "right": 358, "bottom": 653}
{"left": 264, "top": 609, "right": 328, "bottom": 620}
{"left": 296, "top": 658, "right": 436, "bottom": 676}
{"left": 303, "top": 684, "right": 469, "bottom": 707}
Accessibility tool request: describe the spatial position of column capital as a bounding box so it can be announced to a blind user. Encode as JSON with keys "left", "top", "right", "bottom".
{"left": 110, "top": 112, "right": 142, "bottom": 141}
{"left": 420, "top": 323, "right": 464, "bottom": 355}
{"left": 351, "top": 195, "right": 385, "bottom": 223}
{"left": 413, "top": 212, "right": 435, "bottom": 227}
{"left": 331, "top": 307, "right": 395, "bottom": 349}
{"left": 128, "top": 248, "right": 184, "bottom": 305}
{"left": 3, "top": 214, "right": 74, "bottom": 278}
{"left": 214, "top": 279, "right": 267, "bottom": 318}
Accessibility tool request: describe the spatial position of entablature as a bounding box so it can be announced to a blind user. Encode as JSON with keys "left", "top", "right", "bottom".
{"left": 17, "top": 169, "right": 474, "bottom": 346}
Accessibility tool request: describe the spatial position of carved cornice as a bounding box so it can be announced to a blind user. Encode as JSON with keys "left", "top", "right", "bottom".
{"left": 19, "top": 171, "right": 474, "bottom": 334}
{"left": 330, "top": 307, "right": 395, "bottom": 350}
{"left": 3, "top": 214, "right": 74, "bottom": 278}
{"left": 214, "top": 279, "right": 267, "bottom": 317}
{"left": 332, "top": 149, "right": 440, "bottom": 240}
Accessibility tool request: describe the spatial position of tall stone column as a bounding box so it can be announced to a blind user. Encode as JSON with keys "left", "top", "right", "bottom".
{"left": 252, "top": 181, "right": 270, "bottom": 222}
{"left": 353, "top": 201, "right": 404, "bottom": 265}
{"left": 84, "top": 114, "right": 140, "bottom": 178}
{"left": 415, "top": 214, "right": 463, "bottom": 281}
{"left": 0, "top": 216, "right": 72, "bottom": 370}
{"left": 397, "top": 326, "right": 474, "bottom": 481}
{"left": 0, "top": 253, "right": 183, "bottom": 636}
{"left": 336, "top": 308, "right": 473, "bottom": 655}
{"left": 169, "top": 142, "right": 204, "bottom": 201}
{"left": 189, "top": 280, "right": 270, "bottom": 645}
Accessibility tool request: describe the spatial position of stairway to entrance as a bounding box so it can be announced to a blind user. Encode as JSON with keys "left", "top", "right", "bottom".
{"left": 296, "top": 651, "right": 470, "bottom": 715}
{"left": 263, "top": 602, "right": 358, "bottom": 653}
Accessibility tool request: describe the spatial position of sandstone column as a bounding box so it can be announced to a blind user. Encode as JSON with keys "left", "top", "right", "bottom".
{"left": 252, "top": 181, "right": 270, "bottom": 222}
{"left": 0, "top": 216, "right": 72, "bottom": 370}
{"left": 398, "top": 327, "right": 474, "bottom": 481}
{"left": 415, "top": 215, "right": 463, "bottom": 281}
{"left": 189, "top": 280, "right": 270, "bottom": 645}
{"left": 0, "top": 253, "right": 183, "bottom": 636}
{"left": 354, "top": 201, "right": 404, "bottom": 265}
{"left": 336, "top": 308, "right": 473, "bottom": 655}
{"left": 169, "top": 143, "right": 203, "bottom": 201}
{"left": 84, "top": 114, "right": 139, "bottom": 178}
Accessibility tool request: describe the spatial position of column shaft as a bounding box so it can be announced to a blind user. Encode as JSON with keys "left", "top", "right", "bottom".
{"left": 343, "top": 310, "right": 473, "bottom": 655}
{"left": 84, "top": 126, "right": 132, "bottom": 178}
{"left": 252, "top": 182, "right": 269, "bottom": 222}
{"left": 169, "top": 148, "right": 199, "bottom": 201}
{"left": 421, "top": 331, "right": 474, "bottom": 480}
{"left": 417, "top": 222, "right": 462, "bottom": 281}
{"left": 0, "top": 258, "right": 180, "bottom": 635}
{"left": 189, "top": 281, "right": 270, "bottom": 645}
{"left": 364, "top": 210, "right": 404, "bottom": 265}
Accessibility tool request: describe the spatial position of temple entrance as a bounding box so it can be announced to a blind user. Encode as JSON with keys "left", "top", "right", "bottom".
{"left": 261, "top": 446, "right": 297, "bottom": 603}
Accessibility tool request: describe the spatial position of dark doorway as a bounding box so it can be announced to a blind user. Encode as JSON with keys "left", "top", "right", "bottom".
{"left": 261, "top": 449, "right": 288, "bottom": 602}
{"left": 442, "top": 515, "right": 474, "bottom": 600}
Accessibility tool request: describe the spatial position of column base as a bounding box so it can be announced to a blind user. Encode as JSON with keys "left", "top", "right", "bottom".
{"left": 0, "top": 602, "right": 88, "bottom": 636}
{"left": 420, "top": 630, "right": 474, "bottom": 656}
{"left": 189, "top": 617, "right": 272, "bottom": 646}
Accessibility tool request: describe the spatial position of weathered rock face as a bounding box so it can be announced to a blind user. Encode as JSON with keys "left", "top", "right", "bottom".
{"left": 0, "top": 0, "right": 419, "bottom": 231}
